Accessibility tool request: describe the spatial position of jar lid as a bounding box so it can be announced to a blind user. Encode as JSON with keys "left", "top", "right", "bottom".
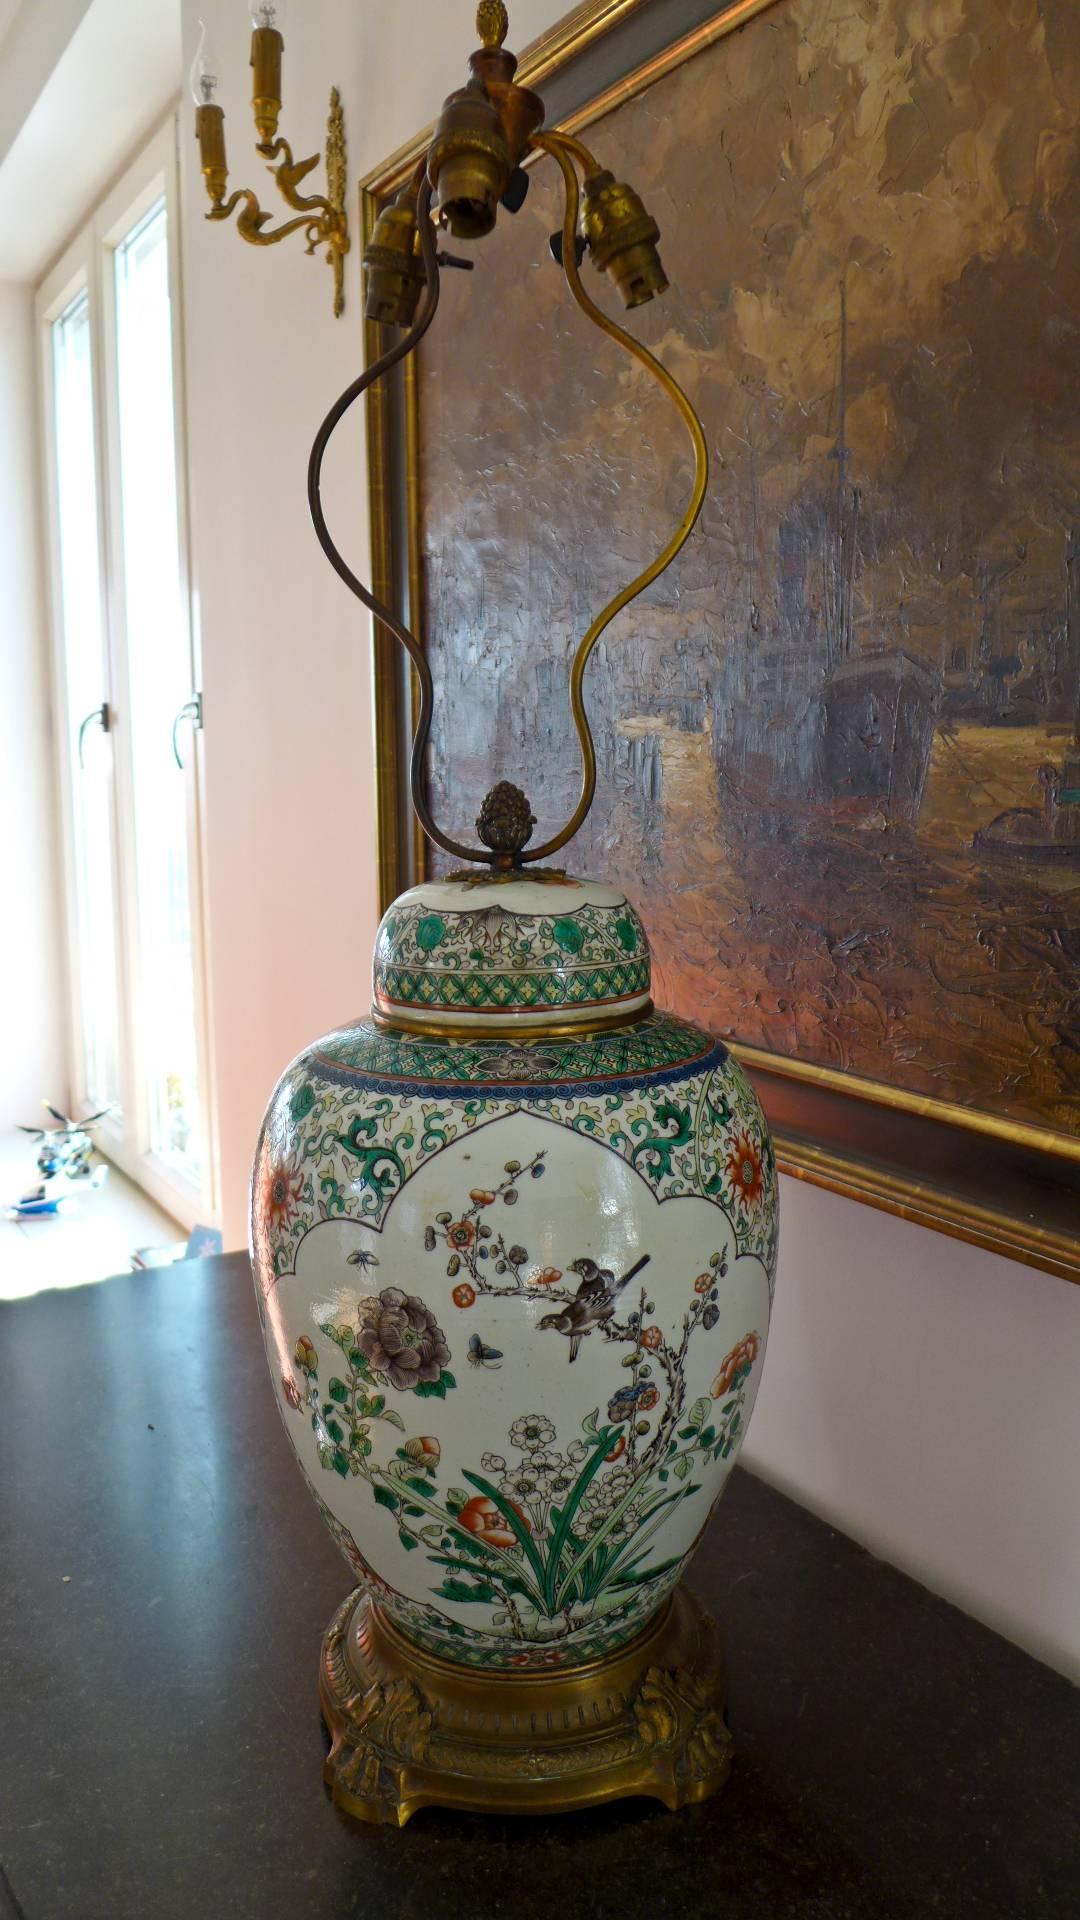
{"left": 372, "top": 874, "right": 651, "bottom": 1031}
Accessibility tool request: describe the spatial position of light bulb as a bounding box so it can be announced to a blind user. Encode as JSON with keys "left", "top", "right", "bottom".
{"left": 189, "top": 20, "right": 218, "bottom": 106}
{"left": 249, "top": 1, "right": 287, "bottom": 28}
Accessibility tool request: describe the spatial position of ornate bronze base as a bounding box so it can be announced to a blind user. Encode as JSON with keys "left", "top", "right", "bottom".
{"left": 320, "top": 1584, "right": 732, "bottom": 1825}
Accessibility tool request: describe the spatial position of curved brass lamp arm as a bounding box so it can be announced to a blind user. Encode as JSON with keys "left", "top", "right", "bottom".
{"left": 208, "top": 190, "right": 320, "bottom": 246}
{"left": 307, "top": 178, "right": 491, "bottom": 869}
{"left": 523, "top": 131, "right": 709, "bottom": 865}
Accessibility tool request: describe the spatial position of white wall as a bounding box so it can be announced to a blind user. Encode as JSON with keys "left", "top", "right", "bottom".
{"left": 0, "top": 278, "right": 66, "bottom": 1126}
{"left": 745, "top": 1179, "right": 1080, "bottom": 1681}
{"left": 176, "top": 0, "right": 1080, "bottom": 1684}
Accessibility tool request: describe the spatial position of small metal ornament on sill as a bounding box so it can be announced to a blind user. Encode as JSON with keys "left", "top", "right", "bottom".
{"left": 249, "top": 1, "right": 779, "bottom": 1826}
{"left": 191, "top": 3, "right": 349, "bottom": 317}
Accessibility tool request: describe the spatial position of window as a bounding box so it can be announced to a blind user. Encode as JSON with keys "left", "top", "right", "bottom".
{"left": 38, "top": 122, "right": 213, "bottom": 1225}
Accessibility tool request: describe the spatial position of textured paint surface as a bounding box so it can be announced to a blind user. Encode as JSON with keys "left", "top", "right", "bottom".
{"left": 417, "top": 0, "right": 1080, "bottom": 1141}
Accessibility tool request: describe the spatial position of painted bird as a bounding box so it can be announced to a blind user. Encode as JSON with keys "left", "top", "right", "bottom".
{"left": 538, "top": 1253, "right": 652, "bottom": 1363}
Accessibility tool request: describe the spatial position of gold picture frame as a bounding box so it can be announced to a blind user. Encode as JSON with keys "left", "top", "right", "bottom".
{"left": 359, "top": 0, "right": 1080, "bottom": 1284}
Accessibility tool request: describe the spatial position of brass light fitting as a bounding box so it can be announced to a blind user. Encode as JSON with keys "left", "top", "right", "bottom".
{"left": 336, "top": 2, "right": 702, "bottom": 875}
{"left": 192, "top": 4, "right": 349, "bottom": 318}
{"left": 315, "top": 3, "right": 703, "bottom": 875}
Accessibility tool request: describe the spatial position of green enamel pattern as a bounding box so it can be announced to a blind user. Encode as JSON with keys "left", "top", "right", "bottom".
{"left": 374, "top": 896, "right": 650, "bottom": 1017}
{"left": 313, "top": 1010, "right": 713, "bottom": 1089}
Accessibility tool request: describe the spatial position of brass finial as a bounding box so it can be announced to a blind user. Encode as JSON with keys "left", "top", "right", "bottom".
{"left": 476, "top": 0, "right": 509, "bottom": 49}
{"left": 477, "top": 781, "right": 536, "bottom": 860}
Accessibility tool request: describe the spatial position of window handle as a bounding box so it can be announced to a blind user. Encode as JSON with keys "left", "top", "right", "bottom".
{"left": 172, "top": 692, "right": 203, "bottom": 769}
{"left": 77, "top": 702, "right": 111, "bottom": 769}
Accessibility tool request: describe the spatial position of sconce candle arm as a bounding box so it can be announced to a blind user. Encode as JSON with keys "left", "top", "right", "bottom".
{"left": 522, "top": 130, "right": 709, "bottom": 865}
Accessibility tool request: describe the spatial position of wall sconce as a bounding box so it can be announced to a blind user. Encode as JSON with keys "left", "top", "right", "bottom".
{"left": 191, "top": 5, "right": 349, "bottom": 318}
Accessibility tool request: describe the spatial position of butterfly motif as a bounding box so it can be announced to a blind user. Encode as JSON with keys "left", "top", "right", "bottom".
{"left": 467, "top": 1332, "right": 503, "bottom": 1370}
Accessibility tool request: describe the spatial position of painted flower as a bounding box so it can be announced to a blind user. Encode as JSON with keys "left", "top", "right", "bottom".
{"left": 446, "top": 1220, "right": 476, "bottom": 1252}
{"left": 640, "top": 1325, "right": 663, "bottom": 1351}
{"left": 552, "top": 917, "right": 585, "bottom": 954}
{"left": 528, "top": 1266, "right": 562, "bottom": 1288}
{"left": 726, "top": 1132, "right": 765, "bottom": 1209}
{"left": 451, "top": 1282, "right": 476, "bottom": 1309}
{"left": 281, "top": 1373, "right": 302, "bottom": 1411}
{"left": 637, "top": 1386, "right": 659, "bottom": 1412}
{"left": 510, "top": 1414, "right": 555, "bottom": 1451}
{"left": 415, "top": 914, "right": 445, "bottom": 952}
{"left": 506, "top": 1245, "right": 528, "bottom": 1268}
{"left": 712, "top": 1330, "right": 762, "bottom": 1399}
{"left": 355, "top": 1287, "right": 450, "bottom": 1392}
{"left": 500, "top": 1466, "right": 542, "bottom": 1503}
{"left": 693, "top": 1272, "right": 713, "bottom": 1295}
{"left": 587, "top": 1467, "right": 634, "bottom": 1512}
{"left": 261, "top": 1154, "right": 303, "bottom": 1237}
{"left": 468, "top": 1189, "right": 496, "bottom": 1207}
{"left": 567, "top": 1439, "right": 589, "bottom": 1464}
{"left": 480, "top": 1452, "right": 506, "bottom": 1474}
{"left": 702, "top": 1303, "right": 720, "bottom": 1331}
{"left": 404, "top": 1435, "right": 441, "bottom": 1469}
{"left": 458, "top": 1494, "right": 529, "bottom": 1550}
{"left": 526, "top": 1450, "right": 564, "bottom": 1476}
{"left": 605, "top": 1433, "right": 627, "bottom": 1462}
{"left": 294, "top": 1335, "right": 318, "bottom": 1375}
{"left": 288, "top": 1081, "right": 316, "bottom": 1123}
{"left": 608, "top": 1384, "right": 644, "bottom": 1425}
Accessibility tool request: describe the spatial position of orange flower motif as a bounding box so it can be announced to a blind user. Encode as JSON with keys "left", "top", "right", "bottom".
{"left": 640, "top": 1325, "right": 663, "bottom": 1351}
{"left": 446, "top": 1220, "right": 476, "bottom": 1251}
{"left": 529, "top": 1266, "right": 563, "bottom": 1288}
{"left": 261, "top": 1154, "right": 303, "bottom": 1236}
{"left": 458, "top": 1494, "right": 529, "bottom": 1549}
{"left": 451, "top": 1282, "right": 476, "bottom": 1309}
{"left": 693, "top": 1273, "right": 712, "bottom": 1295}
{"left": 712, "top": 1331, "right": 761, "bottom": 1399}
{"left": 281, "top": 1374, "right": 302, "bottom": 1411}
{"left": 468, "top": 1189, "right": 496, "bottom": 1207}
{"left": 638, "top": 1386, "right": 659, "bottom": 1411}
{"left": 605, "top": 1433, "right": 627, "bottom": 1462}
{"left": 725, "top": 1131, "right": 765, "bottom": 1209}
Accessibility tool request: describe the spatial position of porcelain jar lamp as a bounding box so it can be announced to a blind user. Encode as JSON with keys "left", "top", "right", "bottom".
{"left": 250, "top": 3, "right": 778, "bottom": 1826}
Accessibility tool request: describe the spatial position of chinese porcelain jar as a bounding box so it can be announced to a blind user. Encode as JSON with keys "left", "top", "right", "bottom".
{"left": 251, "top": 870, "right": 778, "bottom": 1684}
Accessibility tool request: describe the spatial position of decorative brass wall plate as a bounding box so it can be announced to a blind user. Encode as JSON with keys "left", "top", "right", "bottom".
{"left": 359, "top": 0, "right": 1080, "bottom": 1284}
{"left": 321, "top": 1583, "right": 731, "bottom": 1824}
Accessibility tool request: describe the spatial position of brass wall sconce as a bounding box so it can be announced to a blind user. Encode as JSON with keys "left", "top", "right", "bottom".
{"left": 191, "top": 5, "right": 349, "bottom": 318}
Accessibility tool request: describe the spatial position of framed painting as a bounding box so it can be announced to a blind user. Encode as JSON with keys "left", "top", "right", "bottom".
{"left": 360, "top": 0, "right": 1080, "bottom": 1281}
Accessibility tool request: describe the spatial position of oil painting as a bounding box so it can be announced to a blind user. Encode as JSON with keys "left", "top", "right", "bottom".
{"left": 368, "top": 0, "right": 1080, "bottom": 1270}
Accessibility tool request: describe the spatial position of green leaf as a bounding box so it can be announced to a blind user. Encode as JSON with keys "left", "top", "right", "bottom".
{"left": 326, "top": 1377, "right": 348, "bottom": 1404}
{"left": 404, "top": 1504, "right": 424, "bottom": 1518}
{"left": 413, "top": 1375, "right": 446, "bottom": 1400}
{"left": 404, "top": 1478, "right": 433, "bottom": 1499}
{"left": 610, "top": 1553, "right": 684, "bottom": 1590}
{"left": 700, "top": 1425, "right": 716, "bottom": 1448}
{"left": 331, "top": 1450, "right": 349, "bottom": 1479}
{"left": 446, "top": 1488, "right": 469, "bottom": 1514}
{"left": 673, "top": 1455, "right": 691, "bottom": 1480}
{"left": 688, "top": 1397, "right": 711, "bottom": 1431}
{"left": 370, "top": 1393, "right": 386, "bottom": 1415}
{"left": 373, "top": 1483, "right": 400, "bottom": 1513}
{"left": 398, "top": 1530, "right": 419, "bottom": 1551}
{"left": 434, "top": 1576, "right": 497, "bottom": 1605}
{"left": 379, "top": 1407, "right": 406, "bottom": 1431}
{"left": 442, "top": 1372, "right": 457, "bottom": 1391}
{"left": 326, "top": 1419, "right": 343, "bottom": 1443}
{"left": 542, "top": 1428, "right": 620, "bottom": 1612}
{"left": 581, "top": 1407, "right": 600, "bottom": 1439}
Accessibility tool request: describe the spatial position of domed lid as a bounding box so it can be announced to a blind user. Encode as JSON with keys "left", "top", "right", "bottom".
{"left": 373, "top": 873, "right": 651, "bottom": 1031}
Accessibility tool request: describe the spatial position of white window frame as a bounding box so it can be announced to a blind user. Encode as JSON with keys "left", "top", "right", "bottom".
{"left": 36, "top": 115, "right": 218, "bottom": 1231}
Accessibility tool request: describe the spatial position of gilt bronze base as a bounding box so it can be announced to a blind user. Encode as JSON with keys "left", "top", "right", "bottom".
{"left": 320, "top": 1584, "right": 732, "bottom": 1825}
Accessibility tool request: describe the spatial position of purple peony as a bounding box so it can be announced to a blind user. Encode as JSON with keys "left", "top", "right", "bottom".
{"left": 355, "top": 1287, "right": 450, "bottom": 1392}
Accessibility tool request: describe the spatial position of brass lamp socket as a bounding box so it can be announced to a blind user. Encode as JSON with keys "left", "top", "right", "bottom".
{"left": 581, "top": 170, "right": 669, "bottom": 309}
{"left": 363, "top": 188, "right": 426, "bottom": 327}
{"left": 251, "top": 25, "right": 283, "bottom": 147}
{"left": 195, "top": 102, "right": 228, "bottom": 207}
{"left": 427, "top": 81, "right": 511, "bottom": 241}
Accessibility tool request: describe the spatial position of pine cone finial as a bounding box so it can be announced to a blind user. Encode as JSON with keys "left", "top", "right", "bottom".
{"left": 476, "top": 1, "right": 509, "bottom": 50}
{"left": 476, "top": 781, "right": 536, "bottom": 859}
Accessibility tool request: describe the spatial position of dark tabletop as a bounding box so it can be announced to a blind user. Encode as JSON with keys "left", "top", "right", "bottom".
{"left": 1, "top": 1253, "right": 1077, "bottom": 1920}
